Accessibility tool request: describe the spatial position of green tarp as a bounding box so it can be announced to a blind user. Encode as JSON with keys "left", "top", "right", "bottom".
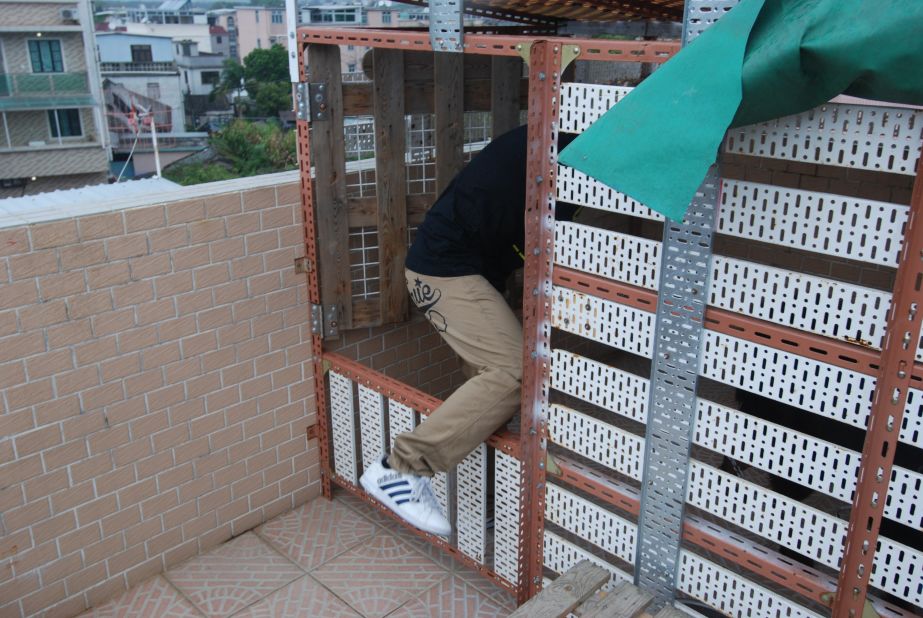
{"left": 558, "top": 0, "right": 923, "bottom": 221}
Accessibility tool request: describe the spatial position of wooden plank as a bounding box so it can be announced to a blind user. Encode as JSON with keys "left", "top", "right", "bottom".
{"left": 491, "top": 55, "right": 523, "bottom": 136}
{"left": 343, "top": 78, "right": 528, "bottom": 116}
{"left": 580, "top": 582, "right": 653, "bottom": 618}
{"left": 653, "top": 606, "right": 686, "bottom": 618}
{"left": 508, "top": 560, "right": 610, "bottom": 618}
{"left": 435, "top": 52, "right": 465, "bottom": 194}
{"left": 347, "top": 194, "right": 432, "bottom": 227}
{"left": 372, "top": 48, "right": 408, "bottom": 324}
{"left": 307, "top": 44, "right": 352, "bottom": 333}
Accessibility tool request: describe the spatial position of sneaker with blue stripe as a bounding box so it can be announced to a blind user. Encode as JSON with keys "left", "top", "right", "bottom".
{"left": 360, "top": 456, "right": 451, "bottom": 537}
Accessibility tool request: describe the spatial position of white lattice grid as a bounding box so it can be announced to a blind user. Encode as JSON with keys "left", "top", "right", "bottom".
{"left": 545, "top": 483, "right": 636, "bottom": 564}
{"left": 551, "top": 286, "right": 655, "bottom": 358}
{"left": 344, "top": 116, "right": 377, "bottom": 198}
{"left": 547, "top": 404, "right": 643, "bottom": 481}
{"left": 677, "top": 551, "right": 824, "bottom": 618}
{"left": 719, "top": 180, "right": 909, "bottom": 268}
{"left": 493, "top": 450, "right": 521, "bottom": 586}
{"left": 725, "top": 104, "right": 923, "bottom": 176}
{"left": 550, "top": 349, "right": 648, "bottom": 425}
{"left": 406, "top": 114, "right": 436, "bottom": 195}
{"left": 687, "top": 461, "right": 923, "bottom": 607}
{"left": 550, "top": 349, "right": 923, "bottom": 531}
{"left": 329, "top": 371, "right": 358, "bottom": 484}
{"left": 559, "top": 83, "right": 633, "bottom": 134}
{"left": 357, "top": 385, "right": 386, "bottom": 474}
{"left": 456, "top": 444, "right": 488, "bottom": 563}
{"left": 349, "top": 226, "right": 380, "bottom": 299}
{"left": 553, "top": 221, "right": 897, "bottom": 353}
{"left": 544, "top": 530, "right": 632, "bottom": 590}
{"left": 463, "top": 111, "right": 491, "bottom": 157}
{"left": 554, "top": 222, "right": 661, "bottom": 291}
{"left": 387, "top": 399, "right": 415, "bottom": 451}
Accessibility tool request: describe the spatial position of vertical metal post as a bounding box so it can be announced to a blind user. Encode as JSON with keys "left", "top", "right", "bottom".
{"left": 634, "top": 1, "right": 741, "bottom": 608}
{"left": 2, "top": 111, "right": 11, "bottom": 148}
{"left": 833, "top": 157, "right": 923, "bottom": 616}
{"left": 518, "top": 40, "right": 562, "bottom": 604}
{"left": 296, "top": 39, "right": 332, "bottom": 499}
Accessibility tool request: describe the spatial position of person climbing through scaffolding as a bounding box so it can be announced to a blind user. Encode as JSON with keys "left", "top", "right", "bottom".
{"left": 360, "top": 125, "right": 578, "bottom": 536}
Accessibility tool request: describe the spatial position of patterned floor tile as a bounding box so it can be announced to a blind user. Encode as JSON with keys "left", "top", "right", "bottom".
{"left": 385, "top": 575, "right": 512, "bottom": 618}
{"left": 336, "top": 490, "right": 395, "bottom": 528}
{"left": 452, "top": 565, "right": 517, "bottom": 610}
{"left": 77, "top": 576, "right": 203, "bottom": 618}
{"left": 257, "top": 496, "right": 377, "bottom": 570}
{"left": 311, "top": 532, "right": 450, "bottom": 618}
{"left": 231, "top": 575, "right": 360, "bottom": 617}
{"left": 165, "top": 532, "right": 303, "bottom": 618}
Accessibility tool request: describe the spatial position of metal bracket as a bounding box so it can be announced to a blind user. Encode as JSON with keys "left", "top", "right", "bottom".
{"left": 561, "top": 45, "right": 580, "bottom": 70}
{"left": 516, "top": 42, "right": 533, "bottom": 65}
{"left": 294, "top": 256, "right": 312, "bottom": 274}
{"left": 310, "top": 303, "right": 340, "bottom": 338}
{"left": 429, "top": 0, "right": 464, "bottom": 52}
{"left": 296, "top": 82, "right": 329, "bottom": 122}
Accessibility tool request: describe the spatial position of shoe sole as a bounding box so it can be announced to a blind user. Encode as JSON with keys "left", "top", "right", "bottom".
{"left": 359, "top": 473, "right": 451, "bottom": 537}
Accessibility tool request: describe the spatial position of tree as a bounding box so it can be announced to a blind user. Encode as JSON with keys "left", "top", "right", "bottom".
{"left": 212, "top": 58, "right": 246, "bottom": 114}
{"left": 211, "top": 45, "right": 291, "bottom": 117}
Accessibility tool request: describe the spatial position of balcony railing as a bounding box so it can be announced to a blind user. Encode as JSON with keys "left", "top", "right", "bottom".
{"left": 99, "top": 62, "right": 178, "bottom": 73}
{"left": 0, "top": 72, "right": 89, "bottom": 97}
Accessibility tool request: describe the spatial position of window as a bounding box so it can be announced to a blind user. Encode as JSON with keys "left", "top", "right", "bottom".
{"left": 48, "top": 109, "right": 82, "bottom": 137}
{"left": 201, "top": 71, "right": 220, "bottom": 85}
{"left": 255, "top": 10, "right": 260, "bottom": 22}
{"left": 216, "top": 35, "right": 222, "bottom": 43}
{"left": 382, "top": 11, "right": 392, "bottom": 24}
{"left": 256, "top": 38, "right": 261, "bottom": 49}
{"left": 131, "top": 45, "right": 153, "bottom": 63}
{"left": 28, "top": 39, "right": 63, "bottom": 73}
{"left": 271, "top": 10, "right": 283, "bottom": 23}
{"left": 227, "top": 16, "right": 234, "bottom": 27}
{"left": 347, "top": 44, "right": 354, "bottom": 51}
{"left": 347, "top": 63, "right": 356, "bottom": 73}
{"left": 147, "top": 82, "right": 160, "bottom": 99}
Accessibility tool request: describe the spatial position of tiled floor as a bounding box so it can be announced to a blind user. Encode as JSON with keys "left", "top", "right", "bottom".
{"left": 79, "top": 491, "right": 515, "bottom": 618}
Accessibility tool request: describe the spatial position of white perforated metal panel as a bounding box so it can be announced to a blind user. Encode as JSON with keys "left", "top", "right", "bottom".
{"left": 887, "top": 466, "right": 923, "bottom": 532}
{"left": 552, "top": 286, "right": 655, "bottom": 358}
{"left": 555, "top": 222, "right": 661, "bottom": 290}
{"left": 545, "top": 483, "right": 636, "bottom": 564}
{"left": 683, "top": 0, "right": 741, "bottom": 43}
{"left": 547, "top": 404, "right": 643, "bottom": 481}
{"left": 872, "top": 537, "right": 923, "bottom": 608}
{"left": 550, "top": 349, "right": 649, "bottom": 425}
{"left": 725, "top": 103, "right": 923, "bottom": 175}
{"left": 677, "top": 551, "right": 824, "bottom": 618}
{"left": 543, "top": 530, "right": 632, "bottom": 588}
{"left": 709, "top": 255, "right": 892, "bottom": 350}
{"left": 559, "top": 83, "right": 633, "bottom": 134}
{"left": 329, "top": 371, "right": 358, "bottom": 484}
{"left": 494, "top": 450, "right": 520, "bottom": 586}
{"left": 556, "top": 166, "right": 663, "bottom": 221}
{"left": 456, "top": 444, "right": 488, "bottom": 563}
{"left": 357, "top": 385, "right": 385, "bottom": 473}
{"left": 700, "top": 331, "right": 876, "bottom": 433}
{"left": 387, "top": 399, "right": 415, "bottom": 451}
{"left": 719, "top": 180, "right": 909, "bottom": 268}
{"left": 430, "top": 470, "right": 449, "bottom": 517}
{"left": 901, "top": 388, "right": 923, "bottom": 449}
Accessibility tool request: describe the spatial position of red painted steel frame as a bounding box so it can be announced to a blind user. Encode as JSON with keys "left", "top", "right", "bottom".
{"left": 296, "top": 43, "right": 333, "bottom": 499}
{"left": 833, "top": 158, "right": 923, "bottom": 615}
{"left": 518, "top": 40, "right": 563, "bottom": 604}
{"left": 298, "top": 26, "right": 679, "bottom": 63}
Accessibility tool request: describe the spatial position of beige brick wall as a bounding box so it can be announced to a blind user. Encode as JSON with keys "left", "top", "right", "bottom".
{"left": 0, "top": 181, "right": 321, "bottom": 617}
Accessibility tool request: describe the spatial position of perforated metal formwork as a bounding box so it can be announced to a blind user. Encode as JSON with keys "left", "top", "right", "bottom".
{"left": 357, "top": 384, "right": 386, "bottom": 473}
{"left": 494, "top": 450, "right": 521, "bottom": 586}
{"left": 543, "top": 529, "right": 632, "bottom": 589}
{"left": 329, "top": 371, "right": 358, "bottom": 484}
{"left": 457, "top": 444, "right": 489, "bottom": 563}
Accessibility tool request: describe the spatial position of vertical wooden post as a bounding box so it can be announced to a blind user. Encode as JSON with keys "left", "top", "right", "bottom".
{"left": 435, "top": 52, "right": 465, "bottom": 194}
{"left": 373, "top": 48, "right": 408, "bottom": 323}
{"left": 833, "top": 157, "right": 923, "bottom": 616}
{"left": 308, "top": 44, "right": 351, "bottom": 332}
{"left": 297, "top": 41, "right": 331, "bottom": 498}
{"left": 491, "top": 56, "right": 522, "bottom": 138}
{"left": 518, "top": 40, "right": 562, "bottom": 604}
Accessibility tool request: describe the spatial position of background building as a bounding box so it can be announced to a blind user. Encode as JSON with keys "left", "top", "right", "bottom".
{"left": 234, "top": 6, "right": 287, "bottom": 61}
{"left": 0, "top": 0, "right": 109, "bottom": 196}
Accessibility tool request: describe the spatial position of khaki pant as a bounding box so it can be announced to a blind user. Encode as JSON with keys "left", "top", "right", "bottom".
{"left": 389, "top": 269, "right": 522, "bottom": 476}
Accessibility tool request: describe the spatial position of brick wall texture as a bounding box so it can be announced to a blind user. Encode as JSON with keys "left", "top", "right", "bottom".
{"left": 0, "top": 181, "right": 320, "bottom": 617}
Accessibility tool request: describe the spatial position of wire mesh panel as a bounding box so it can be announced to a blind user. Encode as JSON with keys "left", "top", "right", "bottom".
{"left": 494, "top": 450, "right": 521, "bottom": 586}
{"left": 406, "top": 114, "right": 436, "bottom": 195}
{"left": 349, "top": 227, "right": 380, "bottom": 299}
{"left": 456, "top": 444, "right": 488, "bottom": 563}
{"left": 329, "top": 371, "right": 358, "bottom": 484}
{"left": 344, "top": 117, "right": 377, "bottom": 198}
{"left": 357, "top": 384, "right": 386, "bottom": 474}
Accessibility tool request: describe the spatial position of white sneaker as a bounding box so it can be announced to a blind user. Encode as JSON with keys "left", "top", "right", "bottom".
{"left": 360, "top": 456, "right": 452, "bottom": 537}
